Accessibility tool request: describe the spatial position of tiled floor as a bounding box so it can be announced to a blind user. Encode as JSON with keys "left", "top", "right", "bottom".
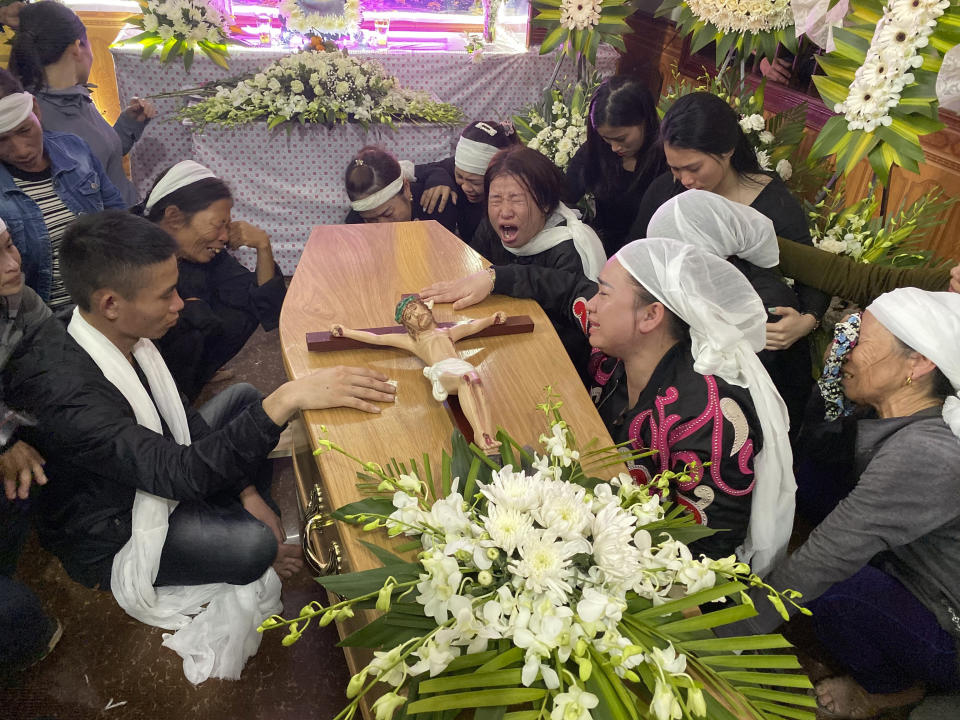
{"left": 3, "top": 327, "right": 351, "bottom": 720}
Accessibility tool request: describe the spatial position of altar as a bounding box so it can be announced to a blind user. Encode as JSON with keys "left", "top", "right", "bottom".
{"left": 110, "top": 40, "right": 617, "bottom": 272}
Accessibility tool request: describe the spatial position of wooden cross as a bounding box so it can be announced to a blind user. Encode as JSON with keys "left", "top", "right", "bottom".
{"left": 305, "top": 314, "right": 534, "bottom": 352}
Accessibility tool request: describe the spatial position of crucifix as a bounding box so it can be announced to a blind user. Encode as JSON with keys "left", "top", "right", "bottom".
{"left": 328, "top": 296, "right": 529, "bottom": 455}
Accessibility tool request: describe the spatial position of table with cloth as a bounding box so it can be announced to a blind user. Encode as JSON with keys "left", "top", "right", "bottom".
{"left": 110, "top": 42, "right": 616, "bottom": 273}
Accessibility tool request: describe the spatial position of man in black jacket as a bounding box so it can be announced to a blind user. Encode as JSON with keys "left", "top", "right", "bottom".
{"left": 5, "top": 211, "right": 397, "bottom": 591}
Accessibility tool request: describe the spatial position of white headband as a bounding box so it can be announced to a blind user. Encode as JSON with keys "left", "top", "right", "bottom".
{"left": 145, "top": 160, "right": 218, "bottom": 213}
{"left": 455, "top": 136, "right": 501, "bottom": 175}
{"left": 0, "top": 217, "right": 7, "bottom": 234}
{"left": 348, "top": 160, "right": 416, "bottom": 213}
{"left": 0, "top": 93, "right": 35, "bottom": 134}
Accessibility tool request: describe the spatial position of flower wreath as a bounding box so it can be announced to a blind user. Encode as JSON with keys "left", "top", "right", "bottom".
{"left": 279, "top": 0, "right": 360, "bottom": 35}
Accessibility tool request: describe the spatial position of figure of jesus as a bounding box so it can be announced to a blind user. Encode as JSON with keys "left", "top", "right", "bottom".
{"left": 331, "top": 296, "right": 506, "bottom": 454}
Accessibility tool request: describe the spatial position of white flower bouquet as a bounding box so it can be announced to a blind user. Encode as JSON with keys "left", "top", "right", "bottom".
{"left": 117, "top": 0, "right": 232, "bottom": 71}
{"left": 512, "top": 83, "right": 591, "bottom": 172}
{"left": 260, "top": 393, "right": 816, "bottom": 720}
{"left": 810, "top": 0, "right": 960, "bottom": 183}
{"left": 174, "top": 49, "right": 465, "bottom": 131}
{"left": 656, "top": 0, "right": 797, "bottom": 67}
{"left": 279, "top": 0, "right": 360, "bottom": 37}
{"left": 532, "top": 0, "right": 633, "bottom": 66}
{"left": 808, "top": 184, "right": 954, "bottom": 267}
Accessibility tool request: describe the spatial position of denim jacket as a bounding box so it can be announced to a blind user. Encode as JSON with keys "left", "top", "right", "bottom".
{"left": 0, "top": 131, "right": 126, "bottom": 301}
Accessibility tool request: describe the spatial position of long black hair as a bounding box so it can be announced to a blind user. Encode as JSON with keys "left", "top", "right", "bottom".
{"left": 583, "top": 75, "right": 663, "bottom": 197}
{"left": 9, "top": 2, "right": 87, "bottom": 93}
{"left": 659, "top": 92, "right": 763, "bottom": 177}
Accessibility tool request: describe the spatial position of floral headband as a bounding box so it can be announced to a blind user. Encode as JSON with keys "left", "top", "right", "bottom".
{"left": 818, "top": 312, "right": 861, "bottom": 421}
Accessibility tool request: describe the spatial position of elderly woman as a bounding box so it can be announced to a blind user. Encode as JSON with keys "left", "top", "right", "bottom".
{"left": 724, "top": 288, "right": 960, "bottom": 717}
{"left": 585, "top": 238, "right": 794, "bottom": 573}
{"left": 0, "top": 69, "right": 125, "bottom": 309}
{"left": 647, "top": 190, "right": 812, "bottom": 440}
{"left": 140, "top": 160, "right": 286, "bottom": 400}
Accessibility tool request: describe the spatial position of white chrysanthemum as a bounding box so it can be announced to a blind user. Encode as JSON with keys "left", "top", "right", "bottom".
{"left": 754, "top": 148, "right": 772, "bottom": 171}
{"left": 685, "top": 0, "right": 792, "bottom": 34}
{"left": 534, "top": 480, "right": 592, "bottom": 540}
{"left": 480, "top": 466, "right": 541, "bottom": 513}
{"left": 776, "top": 158, "right": 793, "bottom": 181}
{"left": 559, "top": 0, "right": 602, "bottom": 31}
{"left": 484, "top": 504, "right": 535, "bottom": 555}
{"left": 509, "top": 530, "right": 588, "bottom": 602}
{"left": 591, "top": 503, "right": 640, "bottom": 584}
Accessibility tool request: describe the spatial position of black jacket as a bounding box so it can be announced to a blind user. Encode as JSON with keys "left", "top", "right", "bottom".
{"left": 158, "top": 251, "right": 286, "bottom": 400}
{"left": 473, "top": 218, "right": 594, "bottom": 376}
{"left": 630, "top": 172, "right": 830, "bottom": 319}
{"left": 5, "top": 317, "right": 284, "bottom": 588}
{"left": 589, "top": 341, "right": 763, "bottom": 559}
{"left": 564, "top": 144, "right": 666, "bottom": 255}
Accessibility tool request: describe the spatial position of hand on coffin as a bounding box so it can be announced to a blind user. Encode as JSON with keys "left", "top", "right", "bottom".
{"left": 420, "top": 269, "right": 493, "bottom": 310}
{"left": 296, "top": 366, "right": 397, "bottom": 413}
{"left": 949, "top": 264, "right": 960, "bottom": 294}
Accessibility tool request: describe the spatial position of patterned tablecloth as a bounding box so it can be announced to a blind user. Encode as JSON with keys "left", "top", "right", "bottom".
{"left": 110, "top": 42, "right": 617, "bottom": 272}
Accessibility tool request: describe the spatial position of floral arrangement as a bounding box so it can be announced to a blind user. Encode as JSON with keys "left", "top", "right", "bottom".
{"left": 807, "top": 184, "right": 954, "bottom": 266}
{"left": 656, "top": 0, "right": 797, "bottom": 66}
{"left": 810, "top": 0, "right": 960, "bottom": 182}
{"left": 513, "top": 80, "right": 597, "bottom": 171}
{"left": 532, "top": 0, "right": 633, "bottom": 66}
{"left": 117, "top": 0, "right": 232, "bottom": 71}
{"left": 174, "top": 49, "right": 464, "bottom": 131}
{"left": 260, "top": 393, "right": 816, "bottom": 720}
{"left": 659, "top": 71, "right": 821, "bottom": 193}
{"left": 279, "top": 0, "right": 360, "bottom": 37}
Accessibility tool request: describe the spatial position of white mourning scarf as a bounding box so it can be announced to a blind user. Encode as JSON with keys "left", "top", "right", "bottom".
{"left": 67, "top": 308, "right": 281, "bottom": 684}
{"left": 0, "top": 92, "right": 34, "bottom": 133}
{"left": 349, "top": 160, "right": 417, "bottom": 212}
{"left": 615, "top": 238, "right": 795, "bottom": 576}
{"left": 646, "top": 189, "right": 780, "bottom": 269}
{"left": 144, "top": 160, "right": 217, "bottom": 213}
{"left": 501, "top": 202, "right": 607, "bottom": 281}
{"left": 868, "top": 288, "right": 960, "bottom": 440}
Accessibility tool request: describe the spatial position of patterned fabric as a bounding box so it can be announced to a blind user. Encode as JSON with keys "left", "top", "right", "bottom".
{"left": 819, "top": 312, "right": 861, "bottom": 421}
{"left": 110, "top": 44, "right": 617, "bottom": 274}
{"left": 7, "top": 169, "right": 76, "bottom": 309}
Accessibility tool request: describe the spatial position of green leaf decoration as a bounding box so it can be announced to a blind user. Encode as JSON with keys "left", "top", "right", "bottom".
{"left": 418, "top": 669, "right": 523, "bottom": 694}
{"left": 810, "top": 0, "right": 960, "bottom": 179}
{"left": 406, "top": 689, "right": 547, "bottom": 715}
{"left": 333, "top": 497, "right": 396, "bottom": 523}
{"left": 317, "top": 563, "right": 421, "bottom": 599}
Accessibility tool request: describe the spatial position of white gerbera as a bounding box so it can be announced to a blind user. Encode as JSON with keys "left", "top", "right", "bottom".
{"left": 559, "top": 0, "right": 602, "bottom": 31}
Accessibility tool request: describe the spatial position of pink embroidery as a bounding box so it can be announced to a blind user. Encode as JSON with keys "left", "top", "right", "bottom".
{"left": 630, "top": 376, "right": 756, "bottom": 506}
{"left": 590, "top": 351, "right": 618, "bottom": 387}
{"left": 737, "top": 439, "right": 755, "bottom": 475}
